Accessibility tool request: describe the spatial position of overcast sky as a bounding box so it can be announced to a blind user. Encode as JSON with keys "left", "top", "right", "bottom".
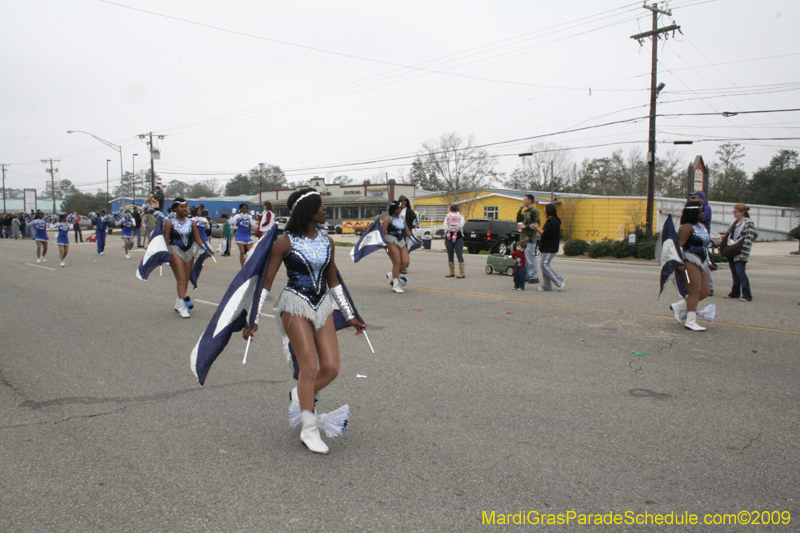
{"left": 2, "top": 0, "right": 798, "bottom": 195}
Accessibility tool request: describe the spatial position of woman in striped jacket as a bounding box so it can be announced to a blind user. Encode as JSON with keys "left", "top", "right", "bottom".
{"left": 725, "top": 203, "right": 755, "bottom": 302}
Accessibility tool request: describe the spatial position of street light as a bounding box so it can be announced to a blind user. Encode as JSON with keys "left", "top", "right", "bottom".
{"left": 67, "top": 130, "right": 124, "bottom": 207}
{"left": 106, "top": 159, "right": 111, "bottom": 212}
{"left": 517, "top": 153, "right": 533, "bottom": 191}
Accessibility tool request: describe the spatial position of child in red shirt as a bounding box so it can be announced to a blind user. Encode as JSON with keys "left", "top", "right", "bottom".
{"left": 511, "top": 241, "right": 527, "bottom": 290}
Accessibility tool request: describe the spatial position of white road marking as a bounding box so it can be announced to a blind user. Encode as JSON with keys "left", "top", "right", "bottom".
{"left": 26, "top": 263, "right": 57, "bottom": 271}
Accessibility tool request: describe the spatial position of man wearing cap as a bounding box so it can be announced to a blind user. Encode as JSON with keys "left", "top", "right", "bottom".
{"left": 690, "top": 190, "right": 714, "bottom": 295}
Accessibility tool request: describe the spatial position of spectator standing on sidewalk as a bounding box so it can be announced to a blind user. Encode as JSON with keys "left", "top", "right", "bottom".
{"left": 532, "top": 203, "right": 566, "bottom": 292}
{"left": 221, "top": 213, "right": 232, "bottom": 256}
{"left": 142, "top": 206, "right": 156, "bottom": 245}
{"left": 11, "top": 214, "right": 21, "bottom": 239}
{"left": 72, "top": 212, "right": 83, "bottom": 242}
{"left": 132, "top": 206, "right": 143, "bottom": 248}
{"left": 517, "top": 194, "right": 541, "bottom": 284}
{"left": 724, "top": 203, "right": 755, "bottom": 302}
{"left": 154, "top": 186, "right": 164, "bottom": 212}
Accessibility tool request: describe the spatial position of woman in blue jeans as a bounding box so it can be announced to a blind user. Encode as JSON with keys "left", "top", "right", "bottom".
{"left": 443, "top": 203, "right": 465, "bottom": 278}
{"left": 725, "top": 203, "right": 755, "bottom": 302}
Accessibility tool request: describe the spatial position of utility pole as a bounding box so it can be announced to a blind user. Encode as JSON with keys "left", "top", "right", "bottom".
{"left": 106, "top": 159, "right": 112, "bottom": 212}
{"left": 631, "top": 3, "right": 679, "bottom": 236}
{"left": 132, "top": 153, "right": 138, "bottom": 208}
{"left": 258, "top": 162, "right": 266, "bottom": 206}
{"left": 41, "top": 159, "right": 61, "bottom": 214}
{"left": 550, "top": 160, "right": 555, "bottom": 202}
{"left": 1, "top": 164, "right": 7, "bottom": 215}
{"left": 138, "top": 132, "right": 165, "bottom": 193}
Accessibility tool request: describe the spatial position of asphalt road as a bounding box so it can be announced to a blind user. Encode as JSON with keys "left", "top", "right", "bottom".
{"left": 1, "top": 236, "right": 798, "bottom": 532}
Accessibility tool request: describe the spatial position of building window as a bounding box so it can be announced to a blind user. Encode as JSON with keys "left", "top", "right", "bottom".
{"left": 484, "top": 206, "right": 499, "bottom": 220}
{"left": 341, "top": 206, "right": 359, "bottom": 219}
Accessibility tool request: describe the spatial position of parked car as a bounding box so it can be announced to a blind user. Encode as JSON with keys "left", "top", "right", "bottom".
{"left": 462, "top": 219, "right": 521, "bottom": 255}
{"left": 276, "top": 217, "right": 289, "bottom": 232}
{"left": 209, "top": 220, "right": 222, "bottom": 239}
{"left": 323, "top": 222, "right": 343, "bottom": 234}
{"left": 412, "top": 226, "right": 434, "bottom": 239}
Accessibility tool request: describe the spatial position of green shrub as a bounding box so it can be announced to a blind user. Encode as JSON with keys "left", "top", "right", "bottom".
{"left": 588, "top": 240, "right": 614, "bottom": 258}
{"left": 709, "top": 250, "right": 726, "bottom": 264}
{"left": 635, "top": 240, "right": 657, "bottom": 260}
{"left": 563, "top": 239, "right": 590, "bottom": 256}
{"left": 435, "top": 229, "right": 445, "bottom": 238}
{"left": 611, "top": 240, "right": 632, "bottom": 258}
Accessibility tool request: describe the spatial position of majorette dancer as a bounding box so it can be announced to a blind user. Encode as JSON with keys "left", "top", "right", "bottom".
{"left": 162, "top": 198, "right": 213, "bottom": 318}
{"left": 382, "top": 200, "right": 422, "bottom": 293}
{"left": 243, "top": 188, "right": 366, "bottom": 454}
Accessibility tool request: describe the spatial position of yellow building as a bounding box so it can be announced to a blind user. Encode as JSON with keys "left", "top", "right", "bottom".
{"left": 412, "top": 189, "right": 655, "bottom": 242}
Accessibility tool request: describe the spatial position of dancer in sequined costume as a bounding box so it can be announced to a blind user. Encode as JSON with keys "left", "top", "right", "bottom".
{"left": 243, "top": 188, "right": 365, "bottom": 454}
{"left": 162, "top": 198, "right": 212, "bottom": 318}
{"left": 670, "top": 200, "right": 712, "bottom": 331}
{"left": 382, "top": 200, "right": 421, "bottom": 293}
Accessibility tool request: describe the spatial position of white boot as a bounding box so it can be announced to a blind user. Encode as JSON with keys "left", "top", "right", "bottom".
{"left": 174, "top": 297, "right": 190, "bottom": 318}
{"left": 669, "top": 299, "right": 687, "bottom": 324}
{"left": 299, "top": 410, "right": 329, "bottom": 454}
{"left": 684, "top": 311, "right": 706, "bottom": 332}
{"left": 392, "top": 278, "right": 404, "bottom": 293}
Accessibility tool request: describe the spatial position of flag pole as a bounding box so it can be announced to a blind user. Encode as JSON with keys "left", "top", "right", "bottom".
{"left": 243, "top": 336, "right": 252, "bottom": 364}
{"left": 363, "top": 330, "right": 375, "bottom": 354}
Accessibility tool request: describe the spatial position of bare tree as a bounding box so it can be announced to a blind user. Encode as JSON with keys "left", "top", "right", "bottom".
{"left": 516, "top": 142, "right": 573, "bottom": 193}
{"left": 558, "top": 196, "right": 583, "bottom": 241}
{"left": 420, "top": 133, "right": 498, "bottom": 192}
{"left": 441, "top": 190, "right": 485, "bottom": 221}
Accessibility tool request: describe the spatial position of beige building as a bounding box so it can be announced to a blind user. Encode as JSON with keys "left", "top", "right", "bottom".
{"left": 252, "top": 177, "right": 419, "bottom": 230}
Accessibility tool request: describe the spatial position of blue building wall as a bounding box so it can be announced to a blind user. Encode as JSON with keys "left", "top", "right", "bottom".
{"left": 112, "top": 196, "right": 252, "bottom": 220}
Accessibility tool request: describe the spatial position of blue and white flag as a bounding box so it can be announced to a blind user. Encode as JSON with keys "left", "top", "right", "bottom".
{"left": 190, "top": 225, "right": 277, "bottom": 385}
{"left": 136, "top": 219, "right": 170, "bottom": 281}
{"left": 659, "top": 215, "right": 687, "bottom": 298}
{"left": 350, "top": 217, "right": 386, "bottom": 263}
{"left": 189, "top": 242, "right": 216, "bottom": 290}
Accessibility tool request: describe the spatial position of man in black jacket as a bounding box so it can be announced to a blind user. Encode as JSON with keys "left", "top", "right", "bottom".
{"left": 132, "top": 206, "right": 143, "bottom": 247}
{"left": 153, "top": 186, "right": 164, "bottom": 212}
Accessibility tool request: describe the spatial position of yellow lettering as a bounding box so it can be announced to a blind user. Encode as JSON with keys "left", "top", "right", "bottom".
{"left": 526, "top": 511, "right": 539, "bottom": 525}
{"left": 625, "top": 511, "right": 635, "bottom": 525}
{"left": 482, "top": 511, "right": 495, "bottom": 525}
